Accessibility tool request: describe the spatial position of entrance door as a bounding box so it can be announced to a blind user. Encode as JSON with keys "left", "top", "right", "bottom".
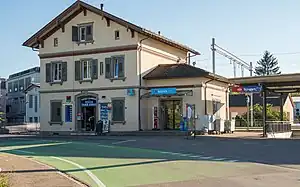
{"left": 160, "top": 100, "right": 182, "bottom": 130}
{"left": 80, "top": 97, "right": 97, "bottom": 132}
{"left": 82, "top": 106, "right": 96, "bottom": 131}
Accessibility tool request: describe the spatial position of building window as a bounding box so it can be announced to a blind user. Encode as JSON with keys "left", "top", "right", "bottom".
{"left": 100, "top": 62, "right": 104, "bottom": 75}
{"left": 25, "top": 77, "right": 31, "bottom": 89}
{"left": 75, "top": 59, "right": 98, "bottom": 81}
{"left": 29, "top": 95, "right": 33, "bottom": 108}
{"left": 54, "top": 38, "right": 58, "bottom": 47}
{"left": 13, "top": 81, "right": 18, "bottom": 92}
{"left": 52, "top": 62, "right": 62, "bottom": 82}
{"left": 82, "top": 60, "right": 92, "bottom": 80}
{"left": 112, "top": 98, "right": 125, "bottom": 122}
{"left": 34, "top": 117, "right": 38, "bottom": 123}
{"left": 45, "top": 61, "right": 67, "bottom": 83}
{"left": 34, "top": 95, "right": 38, "bottom": 113}
{"left": 50, "top": 101, "right": 62, "bottom": 122}
{"left": 20, "top": 97, "right": 25, "bottom": 113}
{"left": 29, "top": 117, "right": 33, "bottom": 123}
{"left": 115, "top": 30, "right": 120, "bottom": 40}
{"left": 105, "top": 56, "right": 125, "bottom": 79}
{"left": 19, "top": 79, "right": 24, "bottom": 91}
{"left": 72, "top": 24, "right": 93, "bottom": 42}
{"left": 8, "top": 82, "right": 12, "bottom": 93}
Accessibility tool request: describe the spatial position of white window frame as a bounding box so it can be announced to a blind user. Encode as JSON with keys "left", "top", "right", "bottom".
{"left": 81, "top": 60, "right": 92, "bottom": 80}
{"left": 79, "top": 26, "right": 86, "bottom": 42}
{"left": 51, "top": 62, "right": 62, "bottom": 82}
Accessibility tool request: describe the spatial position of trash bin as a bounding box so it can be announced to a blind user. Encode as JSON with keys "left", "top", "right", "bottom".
{"left": 96, "top": 120, "right": 103, "bottom": 135}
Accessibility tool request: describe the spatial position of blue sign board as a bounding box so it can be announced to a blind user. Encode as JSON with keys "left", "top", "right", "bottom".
{"left": 243, "top": 85, "right": 262, "bottom": 93}
{"left": 65, "top": 105, "right": 73, "bottom": 123}
{"left": 150, "top": 88, "right": 177, "bottom": 96}
{"left": 127, "top": 88, "right": 135, "bottom": 96}
{"left": 81, "top": 98, "right": 97, "bottom": 107}
{"left": 100, "top": 103, "right": 109, "bottom": 120}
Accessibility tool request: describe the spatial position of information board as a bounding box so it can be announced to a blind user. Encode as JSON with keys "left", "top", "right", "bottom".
{"left": 65, "top": 105, "right": 73, "bottom": 123}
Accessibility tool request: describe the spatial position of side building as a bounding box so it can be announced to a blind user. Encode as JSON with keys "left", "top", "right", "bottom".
{"left": 0, "top": 78, "right": 6, "bottom": 124}
{"left": 6, "top": 67, "right": 40, "bottom": 123}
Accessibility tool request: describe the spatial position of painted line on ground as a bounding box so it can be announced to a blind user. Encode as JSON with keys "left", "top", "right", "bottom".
{"left": 98, "top": 145, "right": 115, "bottom": 148}
{"left": 112, "top": 140, "right": 136, "bottom": 145}
{"left": 13, "top": 150, "right": 36, "bottom": 154}
{"left": 211, "top": 158, "right": 227, "bottom": 161}
{"left": 52, "top": 156, "right": 106, "bottom": 187}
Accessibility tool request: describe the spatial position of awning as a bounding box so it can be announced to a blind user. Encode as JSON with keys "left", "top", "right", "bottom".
{"left": 141, "top": 90, "right": 193, "bottom": 98}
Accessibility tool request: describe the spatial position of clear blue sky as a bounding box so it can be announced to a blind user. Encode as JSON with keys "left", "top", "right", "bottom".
{"left": 1, "top": 0, "right": 300, "bottom": 78}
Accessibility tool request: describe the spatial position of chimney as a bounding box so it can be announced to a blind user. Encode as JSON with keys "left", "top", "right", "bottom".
{"left": 158, "top": 31, "right": 161, "bottom": 35}
{"left": 100, "top": 3, "right": 104, "bottom": 11}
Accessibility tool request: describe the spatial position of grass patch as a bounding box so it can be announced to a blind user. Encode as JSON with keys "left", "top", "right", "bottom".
{"left": 0, "top": 174, "right": 9, "bottom": 187}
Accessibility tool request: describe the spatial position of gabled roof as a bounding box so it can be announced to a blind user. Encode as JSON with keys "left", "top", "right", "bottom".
{"left": 23, "top": 0, "right": 200, "bottom": 55}
{"left": 24, "top": 83, "right": 40, "bottom": 93}
{"left": 143, "top": 63, "right": 229, "bottom": 83}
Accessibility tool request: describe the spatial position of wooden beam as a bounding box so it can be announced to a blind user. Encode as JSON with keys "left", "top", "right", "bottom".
{"left": 130, "top": 29, "right": 135, "bottom": 38}
{"left": 61, "top": 24, "right": 65, "bottom": 32}
{"left": 83, "top": 9, "right": 87, "bottom": 16}
{"left": 105, "top": 17, "right": 110, "bottom": 27}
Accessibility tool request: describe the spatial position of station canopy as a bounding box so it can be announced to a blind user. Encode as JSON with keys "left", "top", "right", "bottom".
{"left": 229, "top": 73, "right": 300, "bottom": 93}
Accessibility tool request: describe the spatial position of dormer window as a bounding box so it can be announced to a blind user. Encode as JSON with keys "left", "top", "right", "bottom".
{"left": 72, "top": 23, "right": 93, "bottom": 43}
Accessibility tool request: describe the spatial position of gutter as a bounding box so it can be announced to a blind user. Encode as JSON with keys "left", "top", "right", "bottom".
{"left": 138, "top": 36, "right": 150, "bottom": 131}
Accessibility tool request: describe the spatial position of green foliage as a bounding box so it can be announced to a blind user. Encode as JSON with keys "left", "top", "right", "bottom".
{"left": 0, "top": 174, "right": 9, "bottom": 187}
{"left": 241, "top": 103, "right": 288, "bottom": 121}
{"left": 254, "top": 50, "right": 281, "bottom": 76}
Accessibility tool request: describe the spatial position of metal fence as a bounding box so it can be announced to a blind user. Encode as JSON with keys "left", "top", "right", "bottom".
{"left": 235, "top": 119, "right": 264, "bottom": 127}
{"left": 266, "top": 121, "right": 291, "bottom": 133}
{"left": 0, "top": 123, "right": 40, "bottom": 134}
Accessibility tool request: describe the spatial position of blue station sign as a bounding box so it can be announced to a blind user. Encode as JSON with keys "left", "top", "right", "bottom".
{"left": 150, "top": 88, "right": 177, "bottom": 96}
{"left": 81, "top": 98, "right": 97, "bottom": 107}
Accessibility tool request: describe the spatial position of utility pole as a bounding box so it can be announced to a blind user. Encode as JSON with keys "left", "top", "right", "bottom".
{"left": 212, "top": 38, "right": 216, "bottom": 74}
{"left": 246, "top": 95, "right": 250, "bottom": 131}
{"left": 249, "top": 62, "right": 254, "bottom": 127}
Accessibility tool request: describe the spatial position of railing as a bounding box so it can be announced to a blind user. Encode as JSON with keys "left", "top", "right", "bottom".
{"left": 235, "top": 119, "right": 264, "bottom": 127}
{"left": 0, "top": 123, "right": 40, "bottom": 134}
{"left": 266, "top": 121, "right": 291, "bottom": 133}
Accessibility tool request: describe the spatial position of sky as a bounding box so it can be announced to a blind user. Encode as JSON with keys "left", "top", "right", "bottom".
{"left": 1, "top": 0, "right": 300, "bottom": 78}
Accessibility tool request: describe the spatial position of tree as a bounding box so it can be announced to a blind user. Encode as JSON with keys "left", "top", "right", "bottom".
{"left": 254, "top": 50, "right": 281, "bottom": 76}
{"left": 240, "top": 104, "right": 287, "bottom": 121}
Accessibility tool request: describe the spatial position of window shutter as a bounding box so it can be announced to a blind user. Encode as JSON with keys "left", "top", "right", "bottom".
{"left": 91, "top": 59, "right": 98, "bottom": 80}
{"left": 62, "top": 61, "right": 68, "bottom": 81}
{"left": 105, "top": 58, "right": 112, "bottom": 78}
{"left": 86, "top": 25, "right": 93, "bottom": 41}
{"left": 118, "top": 56, "right": 125, "bottom": 78}
{"left": 75, "top": 61, "right": 81, "bottom": 81}
{"left": 46, "top": 63, "right": 52, "bottom": 83}
{"left": 112, "top": 99, "right": 125, "bottom": 121}
{"left": 72, "top": 26, "right": 79, "bottom": 42}
{"left": 100, "top": 62, "right": 104, "bottom": 75}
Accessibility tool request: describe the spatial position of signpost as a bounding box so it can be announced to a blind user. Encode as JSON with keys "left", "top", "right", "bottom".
{"left": 230, "top": 84, "right": 262, "bottom": 94}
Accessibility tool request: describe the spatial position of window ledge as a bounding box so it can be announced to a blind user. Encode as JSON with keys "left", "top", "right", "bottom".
{"left": 76, "top": 40, "right": 94, "bottom": 45}
{"left": 111, "top": 121, "right": 126, "bottom": 125}
{"left": 109, "top": 77, "right": 126, "bottom": 82}
{"left": 79, "top": 79, "right": 93, "bottom": 84}
{"left": 49, "top": 81, "right": 63, "bottom": 86}
{"left": 48, "top": 121, "right": 63, "bottom": 126}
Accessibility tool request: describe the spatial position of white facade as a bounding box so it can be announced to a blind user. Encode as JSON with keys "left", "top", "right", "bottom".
{"left": 25, "top": 84, "right": 40, "bottom": 123}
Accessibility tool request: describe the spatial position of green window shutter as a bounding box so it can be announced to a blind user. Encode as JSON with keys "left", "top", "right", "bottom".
{"left": 100, "top": 62, "right": 104, "bottom": 75}
{"left": 105, "top": 58, "right": 112, "bottom": 78}
{"left": 91, "top": 59, "right": 98, "bottom": 80}
{"left": 112, "top": 99, "right": 125, "bottom": 121}
{"left": 118, "top": 56, "right": 125, "bottom": 78}
{"left": 75, "top": 61, "right": 82, "bottom": 81}
{"left": 86, "top": 25, "right": 93, "bottom": 41}
{"left": 62, "top": 61, "right": 68, "bottom": 81}
{"left": 46, "top": 63, "right": 52, "bottom": 83}
{"left": 72, "top": 26, "right": 79, "bottom": 42}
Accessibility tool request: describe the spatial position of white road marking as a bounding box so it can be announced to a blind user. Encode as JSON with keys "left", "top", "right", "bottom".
{"left": 179, "top": 154, "right": 193, "bottom": 157}
{"left": 227, "top": 160, "right": 239, "bottom": 162}
{"left": 13, "top": 150, "right": 35, "bottom": 154}
{"left": 160, "top": 151, "right": 172, "bottom": 154}
{"left": 98, "top": 145, "right": 115, "bottom": 148}
{"left": 212, "top": 158, "right": 226, "bottom": 161}
{"left": 189, "top": 155, "right": 201, "bottom": 158}
{"left": 199, "top": 156, "right": 214, "bottom": 159}
{"left": 112, "top": 140, "right": 136, "bottom": 145}
{"left": 52, "top": 156, "right": 106, "bottom": 187}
